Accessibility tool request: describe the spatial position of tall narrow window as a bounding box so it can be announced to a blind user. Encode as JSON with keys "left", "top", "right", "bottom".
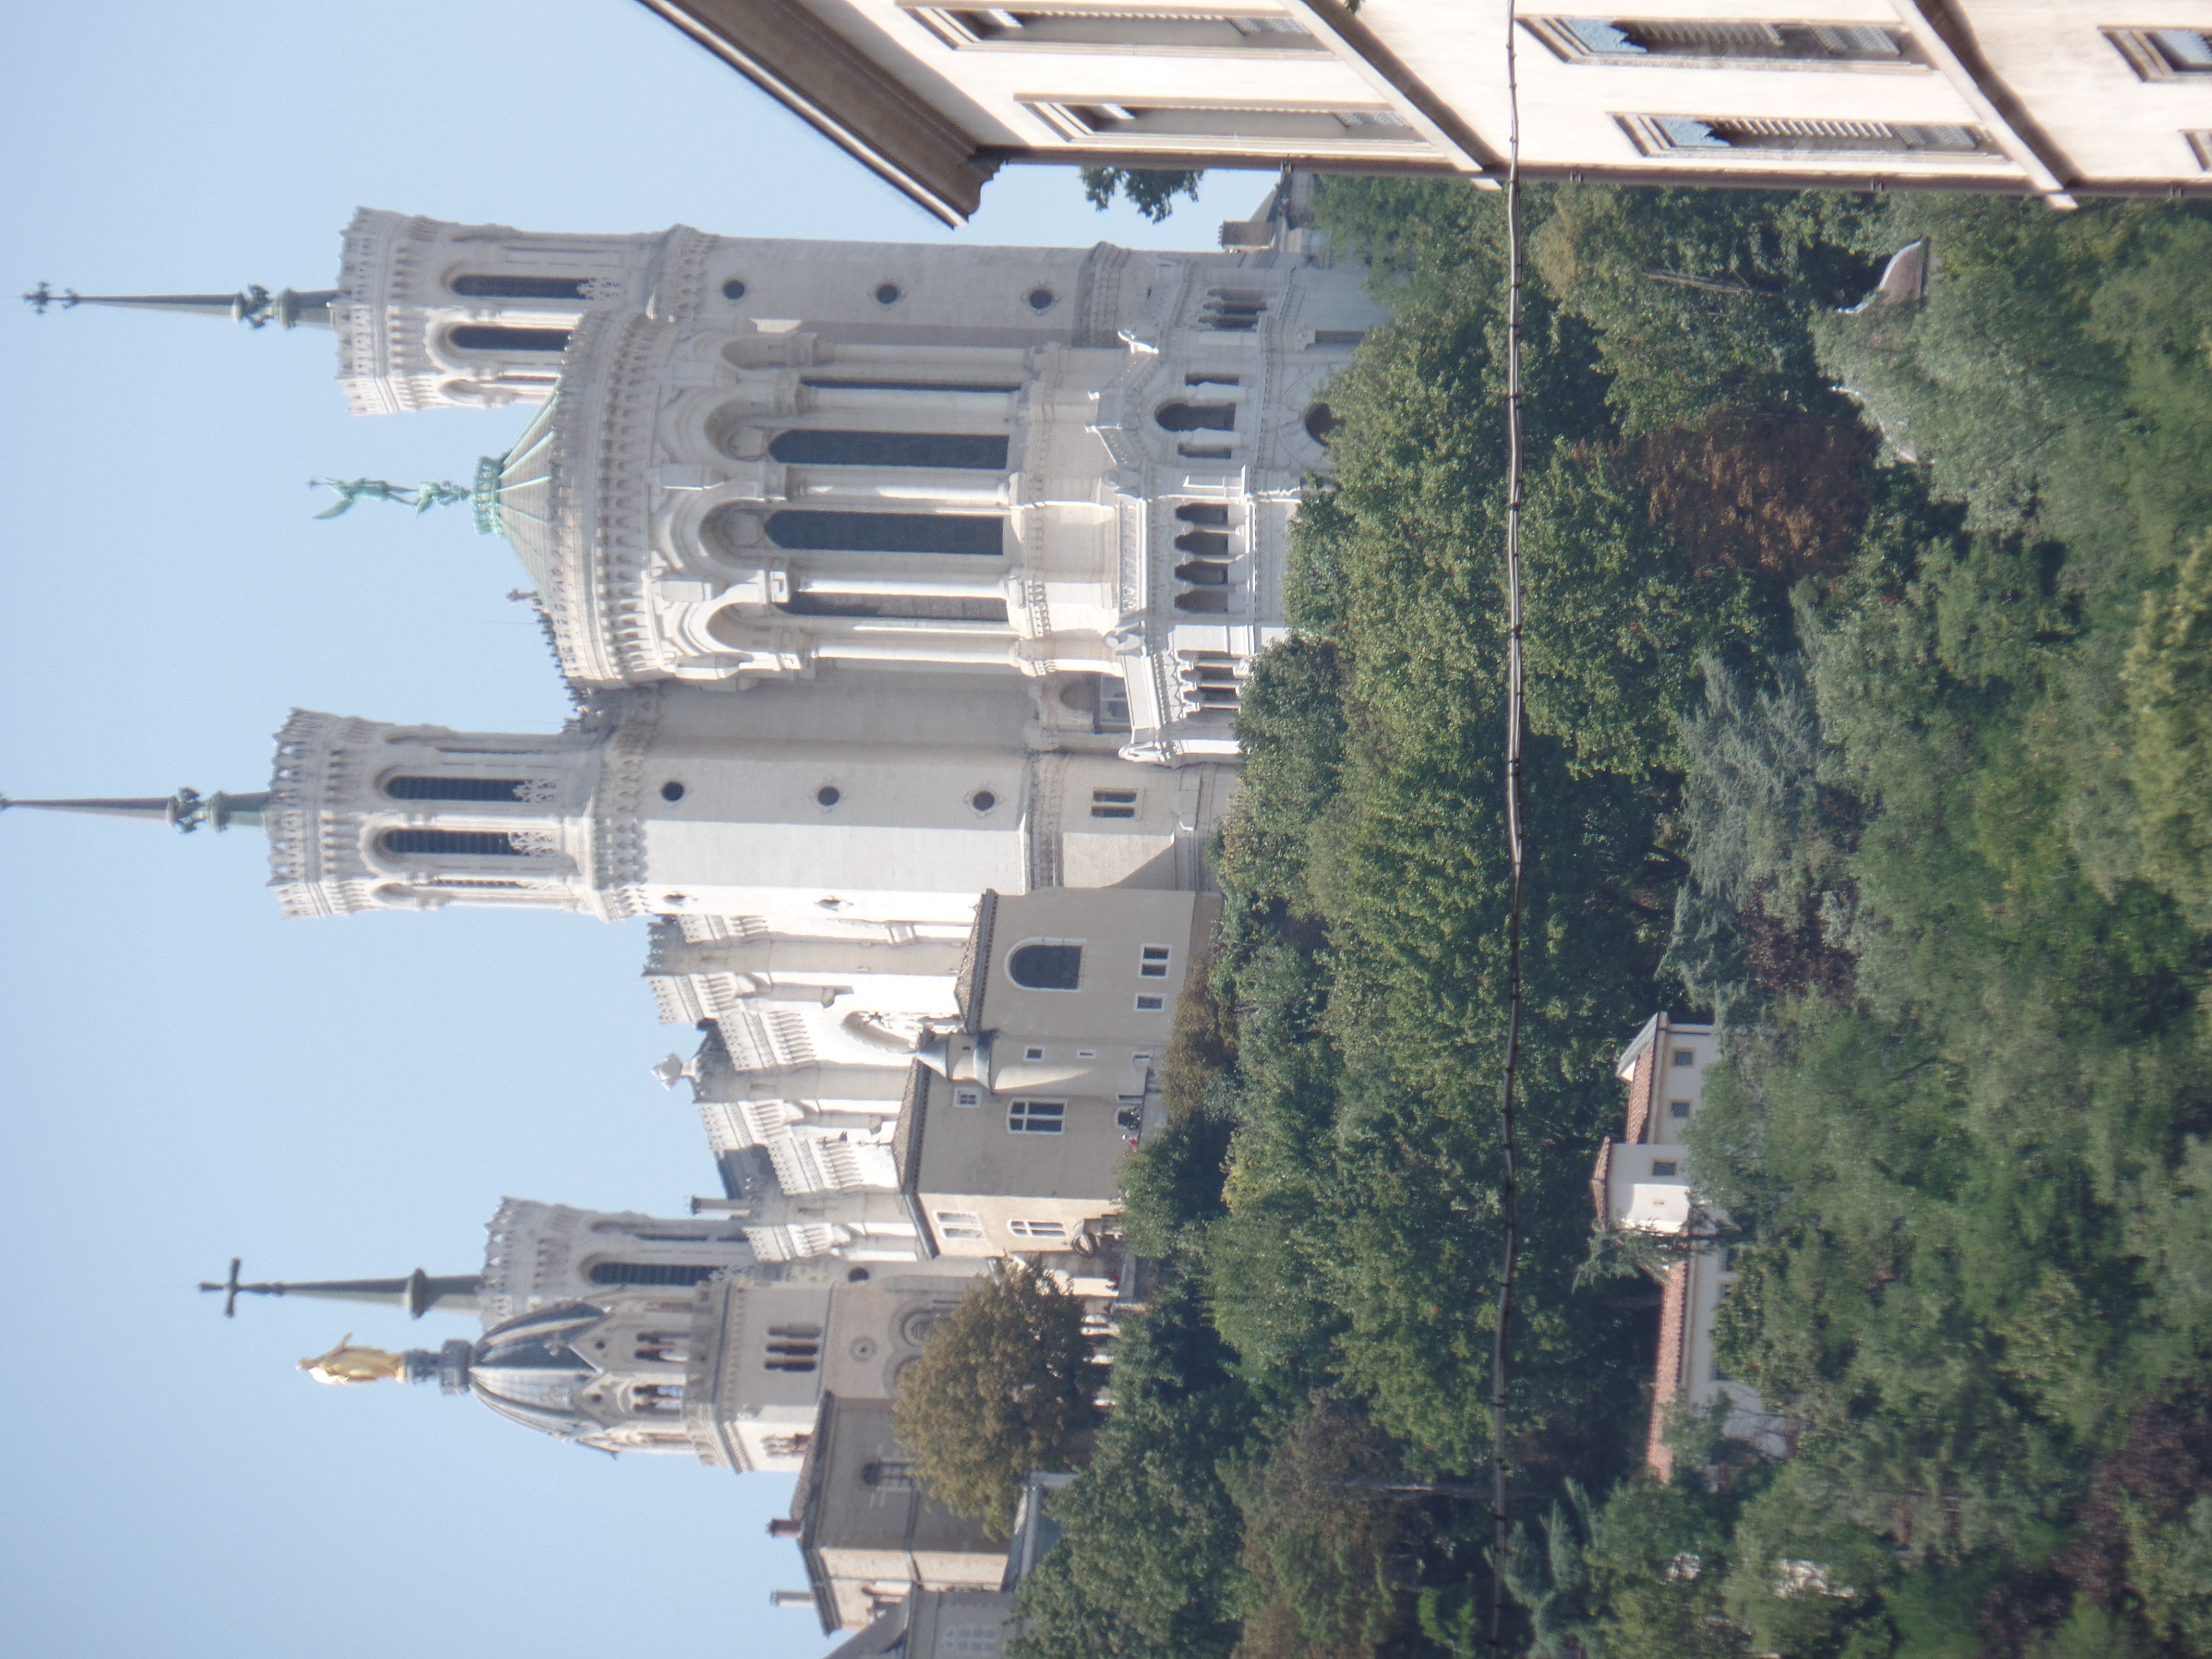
{"left": 1156, "top": 402, "right": 1236, "bottom": 433}
{"left": 934, "top": 1210, "right": 986, "bottom": 1240}
{"left": 1175, "top": 529, "right": 1232, "bottom": 558}
{"left": 800, "top": 376, "right": 1021, "bottom": 394}
{"left": 767, "top": 431, "right": 1011, "bottom": 469}
{"left": 1008, "top": 1100, "right": 1066, "bottom": 1133}
{"left": 385, "top": 776, "right": 542, "bottom": 803}
{"left": 1009, "top": 942, "right": 1083, "bottom": 989}
{"left": 588, "top": 1262, "right": 720, "bottom": 1286}
{"left": 446, "top": 324, "right": 572, "bottom": 353}
{"left": 379, "top": 828, "right": 531, "bottom": 858}
{"left": 861, "top": 1460, "right": 918, "bottom": 1488}
{"left": 764, "top": 510, "right": 1004, "bottom": 556}
{"left": 782, "top": 593, "right": 1010, "bottom": 623}
{"left": 1176, "top": 502, "right": 1231, "bottom": 525}
{"left": 450, "top": 274, "right": 610, "bottom": 300}
{"left": 1176, "top": 560, "right": 1231, "bottom": 587}
{"left": 1007, "top": 1219, "right": 1068, "bottom": 1240}
{"left": 1091, "top": 790, "right": 1138, "bottom": 820}
{"left": 1175, "top": 590, "right": 1231, "bottom": 613}
{"left": 1201, "top": 289, "right": 1268, "bottom": 332}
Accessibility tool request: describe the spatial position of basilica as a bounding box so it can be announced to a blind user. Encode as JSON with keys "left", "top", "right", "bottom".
{"left": 11, "top": 199, "right": 1380, "bottom": 1634}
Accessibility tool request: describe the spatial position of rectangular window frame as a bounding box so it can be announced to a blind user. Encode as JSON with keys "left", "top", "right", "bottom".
{"left": 1524, "top": 15, "right": 1922, "bottom": 71}
{"left": 934, "top": 1209, "right": 986, "bottom": 1240}
{"left": 1139, "top": 944, "right": 1173, "bottom": 978}
{"left": 1007, "top": 1218, "right": 1069, "bottom": 1240}
{"left": 1649, "top": 1160, "right": 1681, "bottom": 1178}
{"left": 1618, "top": 112, "right": 1999, "bottom": 159}
{"left": 1134, "top": 993, "right": 1166, "bottom": 1012}
{"left": 2105, "top": 26, "right": 2212, "bottom": 80}
{"left": 1007, "top": 1099, "right": 1067, "bottom": 1134}
{"left": 1020, "top": 96, "right": 1428, "bottom": 153}
{"left": 1669, "top": 1099, "right": 1693, "bottom": 1119}
{"left": 1091, "top": 788, "right": 1139, "bottom": 820}
{"left": 904, "top": 4, "right": 1323, "bottom": 56}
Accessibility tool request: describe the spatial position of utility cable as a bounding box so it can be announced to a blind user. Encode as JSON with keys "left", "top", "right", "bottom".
{"left": 1487, "top": 4, "right": 1528, "bottom": 1650}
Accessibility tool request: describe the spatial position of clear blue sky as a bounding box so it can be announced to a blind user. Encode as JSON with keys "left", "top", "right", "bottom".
{"left": 0, "top": 7, "right": 1261, "bottom": 1656}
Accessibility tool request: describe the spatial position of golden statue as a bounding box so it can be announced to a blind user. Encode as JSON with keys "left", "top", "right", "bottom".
{"left": 298, "top": 1334, "right": 410, "bottom": 1386}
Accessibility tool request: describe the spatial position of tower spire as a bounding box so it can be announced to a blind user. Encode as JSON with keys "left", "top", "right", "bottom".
{"left": 22, "top": 280, "right": 337, "bottom": 329}
{"left": 199, "top": 1258, "right": 482, "bottom": 1319}
{"left": 0, "top": 787, "right": 270, "bottom": 832}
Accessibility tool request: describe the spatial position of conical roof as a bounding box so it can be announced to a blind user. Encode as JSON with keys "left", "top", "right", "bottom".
{"left": 473, "top": 392, "right": 564, "bottom": 593}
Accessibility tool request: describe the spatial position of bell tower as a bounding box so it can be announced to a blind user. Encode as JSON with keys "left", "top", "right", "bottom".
{"left": 334, "top": 208, "right": 696, "bottom": 413}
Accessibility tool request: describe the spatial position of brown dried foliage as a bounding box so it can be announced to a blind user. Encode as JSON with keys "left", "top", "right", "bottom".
{"left": 2055, "top": 1383, "right": 2212, "bottom": 1608}
{"left": 1629, "top": 411, "right": 1878, "bottom": 584}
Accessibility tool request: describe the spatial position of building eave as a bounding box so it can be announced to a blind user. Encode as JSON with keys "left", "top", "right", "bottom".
{"left": 635, "top": 0, "right": 998, "bottom": 225}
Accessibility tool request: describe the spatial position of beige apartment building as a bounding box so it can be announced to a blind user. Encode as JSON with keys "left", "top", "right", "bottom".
{"left": 643, "top": 0, "right": 2212, "bottom": 219}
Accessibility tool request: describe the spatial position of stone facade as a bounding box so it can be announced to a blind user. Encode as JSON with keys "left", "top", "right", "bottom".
{"left": 640, "top": 0, "right": 2212, "bottom": 222}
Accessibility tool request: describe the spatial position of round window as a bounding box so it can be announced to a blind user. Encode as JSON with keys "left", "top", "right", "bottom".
{"left": 899, "top": 1308, "right": 943, "bottom": 1347}
{"left": 1304, "top": 403, "right": 1339, "bottom": 446}
{"left": 660, "top": 781, "right": 686, "bottom": 802}
{"left": 1027, "top": 288, "right": 1056, "bottom": 312}
{"left": 846, "top": 1267, "right": 871, "bottom": 1284}
{"left": 817, "top": 785, "right": 842, "bottom": 808}
{"left": 875, "top": 283, "right": 902, "bottom": 306}
{"left": 971, "top": 790, "right": 997, "bottom": 814}
{"left": 721, "top": 278, "right": 747, "bottom": 301}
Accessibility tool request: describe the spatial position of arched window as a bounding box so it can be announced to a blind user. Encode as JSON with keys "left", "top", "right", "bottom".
{"left": 783, "top": 593, "right": 1010, "bottom": 623}
{"left": 447, "top": 324, "right": 571, "bottom": 353}
{"left": 1176, "top": 561, "right": 1230, "bottom": 586}
{"left": 1155, "top": 402, "right": 1236, "bottom": 433}
{"left": 1176, "top": 502, "right": 1230, "bottom": 526}
{"left": 1175, "top": 530, "right": 1231, "bottom": 559}
{"left": 379, "top": 828, "right": 530, "bottom": 858}
{"left": 450, "top": 274, "right": 597, "bottom": 300}
{"left": 764, "top": 510, "right": 1003, "bottom": 556}
{"left": 1008, "top": 942, "right": 1082, "bottom": 990}
{"left": 767, "top": 431, "right": 1010, "bottom": 470}
{"left": 1008, "top": 1219, "right": 1068, "bottom": 1240}
{"left": 385, "top": 776, "right": 538, "bottom": 803}
{"left": 1202, "top": 289, "right": 1267, "bottom": 331}
{"left": 588, "top": 1262, "right": 719, "bottom": 1286}
{"left": 1175, "top": 590, "right": 1232, "bottom": 613}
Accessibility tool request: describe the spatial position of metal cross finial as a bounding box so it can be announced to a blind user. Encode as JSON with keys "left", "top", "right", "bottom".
{"left": 22, "top": 283, "right": 80, "bottom": 314}
{"left": 201, "top": 1257, "right": 249, "bottom": 1317}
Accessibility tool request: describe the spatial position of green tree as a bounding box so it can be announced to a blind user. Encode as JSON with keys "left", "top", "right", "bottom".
{"left": 2123, "top": 533, "right": 2212, "bottom": 927}
{"left": 892, "top": 1260, "right": 1100, "bottom": 1535}
{"left": 1079, "top": 166, "right": 1203, "bottom": 222}
{"left": 1011, "top": 1274, "right": 1253, "bottom": 1659}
